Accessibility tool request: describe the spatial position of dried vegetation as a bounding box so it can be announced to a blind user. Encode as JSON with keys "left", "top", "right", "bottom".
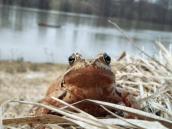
{"left": 0, "top": 42, "right": 172, "bottom": 129}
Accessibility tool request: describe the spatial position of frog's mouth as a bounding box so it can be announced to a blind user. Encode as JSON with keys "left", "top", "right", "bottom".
{"left": 64, "top": 66, "right": 114, "bottom": 87}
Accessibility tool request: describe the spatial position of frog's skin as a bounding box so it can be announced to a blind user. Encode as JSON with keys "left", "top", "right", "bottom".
{"left": 33, "top": 53, "right": 138, "bottom": 116}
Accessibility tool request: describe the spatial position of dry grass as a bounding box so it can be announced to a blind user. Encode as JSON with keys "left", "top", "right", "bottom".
{"left": 0, "top": 61, "right": 66, "bottom": 129}
{"left": 0, "top": 60, "right": 67, "bottom": 73}
{"left": 1, "top": 42, "right": 172, "bottom": 129}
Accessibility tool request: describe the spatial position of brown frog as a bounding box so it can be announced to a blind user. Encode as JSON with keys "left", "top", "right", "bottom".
{"left": 34, "top": 53, "right": 138, "bottom": 116}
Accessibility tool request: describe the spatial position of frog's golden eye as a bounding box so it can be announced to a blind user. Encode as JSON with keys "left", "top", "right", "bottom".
{"left": 68, "top": 54, "right": 75, "bottom": 65}
{"left": 103, "top": 53, "right": 111, "bottom": 65}
{"left": 68, "top": 53, "right": 82, "bottom": 65}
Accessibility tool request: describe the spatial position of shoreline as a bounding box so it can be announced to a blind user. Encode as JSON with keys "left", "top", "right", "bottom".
{"left": 0, "top": 60, "right": 67, "bottom": 73}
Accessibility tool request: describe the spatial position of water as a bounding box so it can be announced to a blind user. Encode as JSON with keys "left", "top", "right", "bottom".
{"left": 0, "top": 5, "right": 172, "bottom": 63}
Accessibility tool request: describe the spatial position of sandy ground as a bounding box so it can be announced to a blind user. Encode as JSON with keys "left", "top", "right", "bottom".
{"left": 0, "top": 61, "right": 66, "bottom": 128}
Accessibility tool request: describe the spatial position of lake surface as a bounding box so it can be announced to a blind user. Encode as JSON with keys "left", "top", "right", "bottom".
{"left": 0, "top": 5, "right": 172, "bottom": 63}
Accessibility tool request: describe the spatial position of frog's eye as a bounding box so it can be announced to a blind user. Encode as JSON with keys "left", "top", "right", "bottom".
{"left": 68, "top": 54, "right": 75, "bottom": 65}
{"left": 103, "top": 53, "right": 111, "bottom": 65}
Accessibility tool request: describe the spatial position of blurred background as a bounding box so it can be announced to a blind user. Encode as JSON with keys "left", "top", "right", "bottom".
{"left": 0, "top": 0, "right": 172, "bottom": 63}
{"left": 1, "top": 1, "right": 172, "bottom": 128}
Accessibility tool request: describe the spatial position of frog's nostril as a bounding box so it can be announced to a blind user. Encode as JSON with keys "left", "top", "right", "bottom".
{"left": 86, "top": 59, "right": 92, "bottom": 64}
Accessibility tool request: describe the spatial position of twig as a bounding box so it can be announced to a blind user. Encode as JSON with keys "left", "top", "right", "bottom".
{"left": 100, "top": 105, "right": 144, "bottom": 129}
{"left": 117, "top": 52, "right": 126, "bottom": 61}
{"left": 87, "top": 99, "right": 172, "bottom": 128}
{"left": 51, "top": 97, "right": 96, "bottom": 120}
{"left": 99, "top": 119, "right": 168, "bottom": 129}
{"left": 108, "top": 19, "right": 172, "bottom": 73}
{"left": 3, "top": 115, "right": 73, "bottom": 125}
{"left": 0, "top": 99, "right": 14, "bottom": 129}
{"left": 10, "top": 100, "right": 109, "bottom": 128}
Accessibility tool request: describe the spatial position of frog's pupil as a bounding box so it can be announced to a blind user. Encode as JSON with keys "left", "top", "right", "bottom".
{"left": 103, "top": 53, "right": 111, "bottom": 65}
{"left": 68, "top": 56, "right": 75, "bottom": 65}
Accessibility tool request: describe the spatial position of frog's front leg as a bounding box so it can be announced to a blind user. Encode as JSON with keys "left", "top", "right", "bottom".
{"left": 114, "top": 86, "right": 140, "bottom": 109}
{"left": 108, "top": 86, "right": 141, "bottom": 118}
{"left": 107, "top": 86, "right": 140, "bottom": 118}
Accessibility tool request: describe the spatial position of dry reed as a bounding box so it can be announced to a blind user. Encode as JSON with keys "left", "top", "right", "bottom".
{"left": 1, "top": 42, "right": 172, "bottom": 129}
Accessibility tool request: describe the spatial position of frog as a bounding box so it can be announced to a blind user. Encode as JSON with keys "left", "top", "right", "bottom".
{"left": 33, "top": 53, "right": 139, "bottom": 117}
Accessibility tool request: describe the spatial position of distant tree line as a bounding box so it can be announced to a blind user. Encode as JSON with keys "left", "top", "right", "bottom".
{"left": 1, "top": 0, "right": 172, "bottom": 25}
